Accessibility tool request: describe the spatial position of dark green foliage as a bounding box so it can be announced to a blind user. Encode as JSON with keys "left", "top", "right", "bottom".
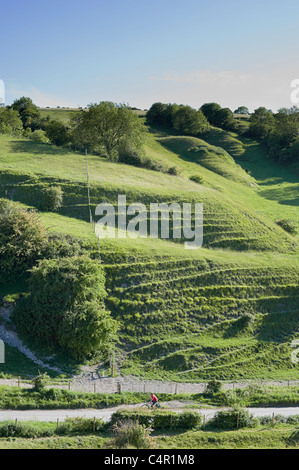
{"left": 146, "top": 102, "right": 209, "bottom": 136}
{"left": 118, "top": 143, "right": 168, "bottom": 173}
{"left": 29, "top": 129, "right": 49, "bottom": 143}
{"left": 249, "top": 107, "right": 275, "bottom": 139}
{"left": 0, "top": 107, "right": 23, "bottom": 135}
{"left": 276, "top": 219, "right": 298, "bottom": 235}
{"left": 189, "top": 174, "right": 204, "bottom": 184}
{"left": 12, "top": 256, "right": 118, "bottom": 358}
{"left": 205, "top": 379, "right": 222, "bottom": 395}
{"left": 109, "top": 410, "right": 202, "bottom": 431}
{"left": 39, "top": 186, "right": 63, "bottom": 212}
{"left": 173, "top": 106, "right": 209, "bottom": 135}
{"left": 167, "top": 166, "right": 181, "bottom": 175}
{"left": 71, "top": 102, "right": 146, "bottom": 158}
{"left": 44, "top": 233, "right": 88, "bottom": 259}
{"left": 207, "top": 408, "right": 258, "bottom": 429}
{"left": 0, "top": 199, "right": 48, "bottom": 280}
{"left": 32, "top": 372, "right": 50, "bottom": 392}
{"left": 57, "top": 417, "right": 105, "bottom": 434}
{"left": 44, "top": 119, "right": 70, "bottom": 146}
{"left": 10, "top": 96, "right": 40, "bottom": 129}
{"left": 109, "top": 419, "right": 155, "bottom": 449}
{"left": 234, "top": 107, "right": 249, "bottom": 115}
{"left": 200, "top": 103, "right": 237, "bottom": 130}
{"left": 0, "top": 422, "right": 54, "bottom": 438}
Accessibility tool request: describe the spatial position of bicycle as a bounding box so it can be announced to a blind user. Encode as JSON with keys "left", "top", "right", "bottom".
{"left": 141, "top": 399, "right": 161, "bottom": 410}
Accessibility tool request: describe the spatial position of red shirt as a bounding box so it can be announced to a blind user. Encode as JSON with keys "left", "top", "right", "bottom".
{"left": 151, "top": 394, "right": 158, "bottom": 402}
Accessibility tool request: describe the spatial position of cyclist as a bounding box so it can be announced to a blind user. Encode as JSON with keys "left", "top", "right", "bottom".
{"left": 150, "top": 393, "right": 158, "bottom": 408}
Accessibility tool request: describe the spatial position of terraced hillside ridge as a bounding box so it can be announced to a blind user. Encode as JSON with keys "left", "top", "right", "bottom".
{"left": 0, "top": 116, "right": 298, "bottom": 382}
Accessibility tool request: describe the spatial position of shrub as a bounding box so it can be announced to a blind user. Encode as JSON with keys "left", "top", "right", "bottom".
{"left": 109, "top": 419, "right": 155, "bottom": 449}
{"left": 29, "top": 129, "right": 49, "bottom": 143}
{"left": 168, "top": 166, "right": 181, "bottom": 176}
{"left": 0, "top": 199, "right": 48, "bottom": 280}
{"left": 12, "top": 256, "right": 118, "bottom": 359}
{"left": 109, "top": 410, "right": 202, "bottom": 431}
{"left": 190, "top": 174, "right": 204, "bottom": 184}
{"left": 32, "top": 372, "right": 50, "bottom": 392}
{"left": 118, "top": 145, "right": 144, "bottom": 167}
{"left": 58, "top": 417, "right": 105, "bottom": 434}
{"left": 207, "top": 408, "right": 258, "bottom": 429}
{"left": 0, "top": 422, "right": 54, "bottom": 438}
{"left": 43, "top": 233, "right": 87, "bottom": 259}
{"left": 276, "top": 219, "right": 298, "bottom": 235}
{"left": 39, "top": 186, "right": 63, "bottom": 212}
{"left": 205, "top": 379, "right": 222, "bottom": 395}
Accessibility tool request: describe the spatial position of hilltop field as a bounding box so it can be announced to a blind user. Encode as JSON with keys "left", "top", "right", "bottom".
{"left": 0, "top": 107, "right": 298, "bottom": 383}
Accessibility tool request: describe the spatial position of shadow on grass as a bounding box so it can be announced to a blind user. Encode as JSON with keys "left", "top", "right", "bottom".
{"left": 9, "top": 140, "right": 77, "bottom": 156}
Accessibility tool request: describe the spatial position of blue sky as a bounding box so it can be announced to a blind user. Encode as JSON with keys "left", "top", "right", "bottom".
{"left": 1, "top": 0, "right": 299, "bottom": 111}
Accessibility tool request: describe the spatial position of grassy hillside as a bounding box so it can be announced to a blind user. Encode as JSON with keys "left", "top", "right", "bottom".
{"left": 0, "top": 116, "right": 298, "bottom": 382}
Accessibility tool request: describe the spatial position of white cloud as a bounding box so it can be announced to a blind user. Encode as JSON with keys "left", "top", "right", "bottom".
{"left": 5, "top": 84, "right": 78, "bottom": 108}
{"left": 150, "top": 69, "right": 297, "bottom": 112}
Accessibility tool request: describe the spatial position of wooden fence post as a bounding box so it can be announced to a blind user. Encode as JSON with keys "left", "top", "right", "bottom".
{"left": 56, "top": 418, "right": 59, "bottom": 430}
{"left": 93, "top": 417, "right": 96, "bottom": 432}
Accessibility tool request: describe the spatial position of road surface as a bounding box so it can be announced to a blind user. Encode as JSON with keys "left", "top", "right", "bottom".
{"left": 0, "top": 404, "right": 298, "bottom": 422}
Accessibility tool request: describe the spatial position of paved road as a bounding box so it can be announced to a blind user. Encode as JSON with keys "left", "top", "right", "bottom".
{"left": 0, "top": 405, "right": 298, "bottom": 423}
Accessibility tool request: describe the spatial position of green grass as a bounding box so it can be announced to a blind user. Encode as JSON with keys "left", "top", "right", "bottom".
{"left": 0, "top": 114, "right": 298, "bottom": 382}
{"left": 0, "top": 415, "right": 298, "bottom": 449}
{"left": 0, "top": 384, "right": 298, "bottom": 410}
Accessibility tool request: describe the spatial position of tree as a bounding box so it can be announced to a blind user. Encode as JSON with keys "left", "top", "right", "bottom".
{"left": 71, "top": 102, "right": 146, "bottom": 158}
{"left": 12, "top": 256, "right": 118, "bottom": 359}
{"left": 234, "top": 106, "right": 249, "bottom": 115}
{"left": 10, "top": 96, "right": 40, "bottom": 129}
{"left": 249, "top": 107, "right": 275, "bottom": 139}
{"left": 213, "top": 107, "right": 236, "bottom": 129}
{"left": 200, "top": 102, "right": 222, "bottom": 125}
{"left": 45, "top": 119, "right": 70, "bottom": 146}
{"left": 146, "top": 102, "right": 168, "bottom": 126}
{"left": 0, "top": 107, "right": 23, "bottom": 135}
{"left": 0, "top": 199, "right": 48, "bottom": 280}
{"left": 173, "top": 105, "right": 209, "bottom": 135}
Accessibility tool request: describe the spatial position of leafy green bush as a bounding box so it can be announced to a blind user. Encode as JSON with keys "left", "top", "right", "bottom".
{"left": 39, "top": 186, "right": 63, "bottom": 212}
{"left": 32, "top": 372, "right": 50, "bottom": 392}
{"left": 109, "top": 410, "right": 202, "bottom": 431}
{"left": 0, "top": 199, "right": 48, "bottom": 280}
{"left": 12, "top": 256, "right": 118, "bottom": 358}
{"left": 276, "top": 219, "right": 298, "bottom": 235}
{"left": 58, "top": 417, "right": 105, "bottom": 434}
{"left": 207, "top": 408, "right": 258, "bottom": 429}
{"left": 190, "top": 174, "right": 204, "bottom": 184}
{"left": 109, "top": 419, "right": 155, "bottom": 449}
{"left": 168, "top": 166, "right": 181, "bottom": 176}
{"left": 0, "top": 422, "right": 54, "bottom": 438}
{"left": 43, "top": 233, "right": 88, "bottom": 259}
{"left": 204, "top": 379, "right": 222, "bottom": 396}
{"left": 29, "top": 129, "right": 49, "bottom": 143}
